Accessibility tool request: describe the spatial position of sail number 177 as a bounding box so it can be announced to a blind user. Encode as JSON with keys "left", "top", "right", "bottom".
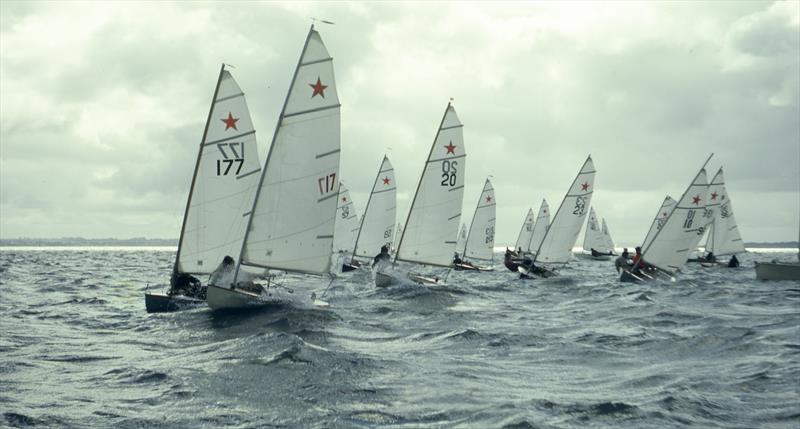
{"left": 318, "top": 173, "right": 337, "bottom": 195}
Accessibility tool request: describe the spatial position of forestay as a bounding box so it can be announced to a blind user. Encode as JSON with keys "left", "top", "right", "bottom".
{"left": 396, "top": 103, "right": 466, "bottom": 267}
{"left": 177, "top": 67, "right": 261, "bottom": 276}
{"left": 353, "top": 156, "right": 397, "bottom": 259}
{"left": 535, "top": 156, "right": 595, "bottom": 264}
{"left": 463, "top": 178, "right": 496, "bottom": 261}
{"left": 514, "top": 208, "right": 535, "bottom": 252}
{"left": 705, "top": 168, "right": 745, "bottom": 256}
{"left": 641, "top": 196, "right": 676, "bottom": 250}
{"left": 528, "top": 199, "right": 550, "bottom": 254}
{"left": 641, "top": 162, "right": 710, "bottom": 274}
{"left": 582, "top": 207, "right": 607, "bottom": 253}
{"left": 333, "top": 183, "right": 359, "bottom": 253}
{"left": 239, "top": 27, "right": 340, "bottom": 276}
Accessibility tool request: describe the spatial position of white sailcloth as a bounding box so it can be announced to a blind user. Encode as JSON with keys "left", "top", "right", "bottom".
{"left": 705, "top": 168, "right": 745, "bottom": 256}
{"left": 582, "top": 207, "right": 607, "bottom": 253}
{"left": 239, "top": 27, "right": 340, "bottom": 275}
{"left": 535, "top": 156, "right": 596, "bottom": 264}
{"left": 601, "top": 218, "right": 615, "bottom": 252}
{"left": 396, "top": 103, "right": 466, "bottom": 267}
{"left": 463, "top": 178, "right": 496, "bottom": 261}
{"left": 333, "top": 183, "right": 359, "bottom": 252}
{"left": 528, "top": 199, "right": 550, "bottom": 254}
{"left": 177, "top": 67, "right": 261, "bottom": 275}
{"left": 641, "top": 196, "right": 677, "bottom": 250}
{"left": 353, "top": 156, "right": 397, "bottom": 259}
{"left": 455, "top": 223, "right": 468, "bottom": 256}
{"left": 641, "top": 166, "right": 710, "bottom": 274}
{"left": 514, "top": 208, "right": 535, "bottom": 252}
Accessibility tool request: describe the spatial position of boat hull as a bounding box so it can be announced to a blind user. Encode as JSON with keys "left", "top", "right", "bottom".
{"left": 206, "top": 284, "right": 264, "bottom": 310}
{"left": 375, "top": 272, "right": 395, "bottom": 288}
{"left": 144, "top": 291, "right": 205, "bottom": 313}
{"left": 755, "top": 262, "right": 800, "bottom": 281}
{"left": 341, "top": 263, "right": 360, "bottom": 272}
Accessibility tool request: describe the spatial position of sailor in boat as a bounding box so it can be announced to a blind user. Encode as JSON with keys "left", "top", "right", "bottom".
{"left": 703, "top": 251, "right": 717, "bottom": 263}
{"left": 728, "top": 254, "right": 740, "bottom": 268}
{"left": 169, "top": 271, "right": 204, "bottom": 299}
{"left": 453, "top": 252, "right": 478, "bottom": 270}
{"left": 372, "top": 245, "right": 391, "bottom": 268}
{"left": 591, "top": 247, "right": 615, "bottom": 257}
{"left": 614, "top": 248, "right": 631, "bottom": 273}
{"left": 519, "top": 254, "right": 548, "bottom": 278}
{"left": 504, "top": 248, "right": 520, "bottom": 272}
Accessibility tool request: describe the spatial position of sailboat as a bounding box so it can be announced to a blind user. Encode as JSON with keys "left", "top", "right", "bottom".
{"left": 579, "top": 207, "right": 615, "bottom": 260}
{"left": 519, "top": 156, "right": 595, "bottom": 279}
{"left": 641, "top": 195, "right": 677, "bottom": 251}
{"left": 455, "top": 178, "right": 495, "bottom": 271}
{"left": 375, "top": 102, "right": 466, "bottom": 287}
{"left": 206, "top": 25, "right": 340, "bottom": 309}
{"left": 601, "top": 218, "right": 616, "bottom": 254}
{"left": 342, "top": 156, "right": 397, "bottom": 272}
{"left": 333, "top": 182, "right": 360, "bottom": 268}
{"left": 513, "top": 208, "right": 535, "bottom": 253}
{"left": 506, "top": 199, "right": 549, "bottom": 272}
{"left": 693, "top": 168, "right": 746, "bottom": 266}
{"left": 620, "top": 155, "right": 712, "bottom": 282}
{"left": 455, "top": 223, "right": 468, "bottom": 256}
{"left": 755, "top": 229, "right": 800, "bottom": 280}
{"left": 144, "top": 65, "right": 262, "bottom": 313}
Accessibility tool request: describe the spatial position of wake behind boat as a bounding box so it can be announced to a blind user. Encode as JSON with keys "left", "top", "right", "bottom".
{"left": 145, "top": 65, "right": 261, "bottom": 313}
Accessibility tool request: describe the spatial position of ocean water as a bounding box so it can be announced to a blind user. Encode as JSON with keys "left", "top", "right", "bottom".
{"left": 1, "top": 248, "right": 798, "bottom": 428}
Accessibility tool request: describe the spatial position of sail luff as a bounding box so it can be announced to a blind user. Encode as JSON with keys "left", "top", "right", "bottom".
{"left": 172, "top": 64, "right": 226, "bottom": 283}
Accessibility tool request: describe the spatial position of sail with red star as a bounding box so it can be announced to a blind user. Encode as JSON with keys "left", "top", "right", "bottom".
{"left": 352, "top": 156, "right": 398, "bottom": 260}
{"left": 333, "top": 182, "right": 360, "bottom": 253}
{"left": 463, "top": 178, "right": 496, "bottom": 261}
{"left": 583, "top": 206, "right": 613, "bottom": 254}
{"left": 236, "top": 25, "right": 341, "bottom": 278}
{"left": 395, "top": 103, "right": 466, "bottom": 268}
{"left": 176, "top": 65, "right": 262, "bottom": 276}
{"left": 528, "top": 199, "right": 550, "bottom": 254}
{"left": 514, "top": 208, "right": 535, "bottom": 252}
{"left": 704, "top": 168, "right": 745, "bottom": 257}
{"left": 534, "top": 156, "right": 596, "bottom": 265}
{"left": 634, "top": 154, "right": 712, "bottom": 277}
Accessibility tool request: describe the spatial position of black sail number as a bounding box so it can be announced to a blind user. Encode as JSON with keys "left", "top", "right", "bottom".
{"left": 441, "top": 160, "right": 458, "bottom": 187}
{"left": 216, "top": 142, "right": 245, "bottom": 176}
{"left": 573, "top": 195, "right": 586, "bottom": 216}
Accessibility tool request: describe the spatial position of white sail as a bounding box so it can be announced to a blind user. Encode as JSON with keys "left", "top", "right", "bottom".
{"left": 353, "top": 156, "right": 397, "bottom": 259}
{"left": 455, "top": 223, "right": 467, "bottom": 255}
{"left": 176, "top": 67, "right": 262, "bottom": 276}
{"left": 463, "top": 178, "right": 496, "bottom": 261}
{"left": 535, "top": 156, "right": 596, "bottom": 264}
{"left": 333, "top": 183, "right": 359, "bottom": 253}
{"left": 641, "top": 196, "right": 676, "bottom": 250}
{"left": 514, "top": 208, "right": 535, "bottom": 252}
{"left": 582, "top": 207, "right": 607, "bottom": 253}
{"left": 239, "top": 26, "right": 340, "bottom": 275}
{"left": 392, "top": 222, "right": 403, "bottom": 252}
{"left": 705, "top": 168, "right": 745, "bottom": 256}
{"left": 601, "top": 218, "right": 616, "bottom": 251}
{"left": 641, "top": 162, "right": 710, "bottom": 274}
{"left": 396, "top": 103, "right": 466, "bottom": 267}
{"left": 528, "top": 199, "right": 550, "bottom": 254}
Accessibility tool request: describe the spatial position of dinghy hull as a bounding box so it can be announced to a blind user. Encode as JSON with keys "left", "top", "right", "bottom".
{"left": 755, "top": 262, "right": 800, "bottom": 281}
{"left": 375, "top": 272, "right": 395, "bottom": 288}
{"left": 206, "top": 284, "right": 263, "bottom": 310}
{"left": 144, "top": 291, "right": 205, "bottom": 313}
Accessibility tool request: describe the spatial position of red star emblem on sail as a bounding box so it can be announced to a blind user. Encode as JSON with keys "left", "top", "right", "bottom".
{"left": 221, "top": 112, "right": 239, "bottom": 131}
{"left": 486, "top": 196, "right": 492, "bottom": 203}
{"left": 342, "top": 197, "right": 347, "bottom": 203}
{"left": 309, "top": 77, "right": 328, "bottom": 98}
{"left": 383, "top": 177, "right": 391, "bottom": 185}
{"left": 692, "top": 195, "right": 701, "bottom": 205}
{"left": 444, "top": 142, "right": 456, "bottom": 155}
{"left": 581, "top": 182, "right": 590, "bottom": 191}
{"left": 710, "top": 192, "right": 718, "bottom": 200}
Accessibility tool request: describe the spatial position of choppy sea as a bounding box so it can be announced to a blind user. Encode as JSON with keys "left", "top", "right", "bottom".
{"left": 1, "top": 247, "right": 798, "bottom": 428}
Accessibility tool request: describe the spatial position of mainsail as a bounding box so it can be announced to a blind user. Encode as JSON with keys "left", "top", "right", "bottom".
{"left": 175, "top": 66, "right": 261, "bottom": 278}
{"left": 534, "top": 156, "right": 595, "bottom": 264}
{"left": 704, "top": 168, "right": 745, "bottom": 256}
{"left": 582, "top": 207, "right": 608, "bottom": 253}
{"left": 641, "top": 196, "right": 676, "bottom": 250}
{"left": 236, "top": 25, "right": 340, "bottom": 277}
{"left": 333, "top": 183, "right": 359, "bottom": 253}
{"left": 456, "top": 223, "right": 468, "bottom": 256}
{"left": 514, "top": 208, "right": 535, "bottom": 252}
{"left": 640, "top": 156, "right": 712, "bottom": 274}
{"left": 528, "top": 199, "right": 550, "bottom": 254}
{"left": 463, "top": 178, "right": 496, "bottom": 261}
{"left": 601, "top": 218, "right": 615, "bottom": 252}
{"left": 352, "top": 156, "right": 397, "bottom": 259}
{"left": 395, "top": 103, "right": 466, "bottom": 267}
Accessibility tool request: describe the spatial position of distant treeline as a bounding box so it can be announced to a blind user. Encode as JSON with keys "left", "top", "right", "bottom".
{"left": 0, "top": 237, "right": 178, "bottom": 246}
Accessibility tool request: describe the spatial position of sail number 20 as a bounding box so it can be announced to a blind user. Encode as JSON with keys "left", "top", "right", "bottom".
{"left": 318, "top": 173, "right": 337, "bottom": 195}
{"left": 441, "top": 160, "right": 458, "bottom": 186}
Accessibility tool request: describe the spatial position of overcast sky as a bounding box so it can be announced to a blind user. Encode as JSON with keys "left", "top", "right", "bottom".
{"left": 1, "top": 1, "right": 798, "bottom": 245}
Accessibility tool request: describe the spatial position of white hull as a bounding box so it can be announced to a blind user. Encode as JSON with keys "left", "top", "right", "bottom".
{"left": 206, "top": 284, "right": 264, "bottom": 310}
{"left": 374, "top": 271, "right": 447, "bottom": 287}
{"left": 755, "top": 262, "right": 800, "bottom": 281}
{"left": 575, "top": 252, "right": 613, "bottom": 261}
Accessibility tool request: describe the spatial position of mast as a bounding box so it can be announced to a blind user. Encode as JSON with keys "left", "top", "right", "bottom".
{"left": 171, "top": 64, "right": 225, "bottom": 286}
{"left": 394, "top": 101, "right": 453, "bottom": 264}
{"left": 351, "top": 155, "right": 388, "bottom": 261}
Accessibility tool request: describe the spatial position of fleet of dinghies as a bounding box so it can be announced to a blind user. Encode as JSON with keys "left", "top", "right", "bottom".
{"left": 144, "top": 24, "right": 790, "bottom": 313}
